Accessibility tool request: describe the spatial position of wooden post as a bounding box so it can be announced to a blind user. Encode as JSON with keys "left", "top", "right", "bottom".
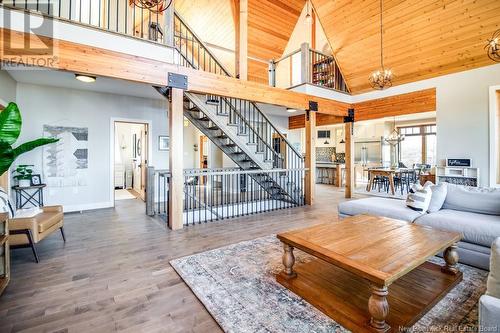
{"left": 164, "top": 0, "right": 174, "bottom": 46}
{"left": 345, "top": 120, "right": 354, "bottom": 198}
{"left": 168, "top": 87, "right": 184, "bottom": 230}
{"left": 238, "top": 0, "right": 248, "bottom": 80}
{"left": 305, "top": 111, "right": 316, "bottom": 205}
{"left": 268, "top": 60, "right": 276, "bottom": 87}
{"left": 300, "top": 42, "right": 310, "bottom": 84}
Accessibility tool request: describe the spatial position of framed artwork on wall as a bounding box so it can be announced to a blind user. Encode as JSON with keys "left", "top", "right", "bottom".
{"left": 159, "top": 136, "right": 169, "bottom": 151}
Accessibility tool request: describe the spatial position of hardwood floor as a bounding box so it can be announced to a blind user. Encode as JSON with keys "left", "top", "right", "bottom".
{"left": 0, "top": 186, "right": 355, "bottom": 333}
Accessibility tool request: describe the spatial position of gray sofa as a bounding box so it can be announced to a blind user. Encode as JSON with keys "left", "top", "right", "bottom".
{"left": 338, "top": 183, "right": 500, "bottom": 270}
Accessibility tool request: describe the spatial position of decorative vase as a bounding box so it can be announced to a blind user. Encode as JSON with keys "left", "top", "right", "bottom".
{"left": 18, "top": 179, "right": 31, "bottom": 188}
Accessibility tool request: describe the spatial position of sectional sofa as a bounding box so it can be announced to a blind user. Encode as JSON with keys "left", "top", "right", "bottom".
{"left": 338, "top": 183, "right": 500, "bottom": 270}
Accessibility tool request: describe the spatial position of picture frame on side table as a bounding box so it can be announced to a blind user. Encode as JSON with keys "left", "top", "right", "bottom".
{"left": 159, "top": 136, "right": 169, "bottom": 151}
{"left": 30, "top": 174, "right": 42, "bottom": 186}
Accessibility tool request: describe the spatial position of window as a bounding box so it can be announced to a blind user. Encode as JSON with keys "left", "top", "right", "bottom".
{"left": 317, "top": 130, "right": 331, "bottom": 139}
{"left": 398, "top": 124, "right": 437, "bottom": 167}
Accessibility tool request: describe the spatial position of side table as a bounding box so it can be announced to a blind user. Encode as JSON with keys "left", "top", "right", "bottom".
{"left": 11, "top": 184, "right": 46, "bottom": 209}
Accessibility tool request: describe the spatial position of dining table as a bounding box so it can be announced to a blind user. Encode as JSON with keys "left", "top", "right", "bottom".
{"left": 366, "top": 168, "right": 402, "bottom": 195}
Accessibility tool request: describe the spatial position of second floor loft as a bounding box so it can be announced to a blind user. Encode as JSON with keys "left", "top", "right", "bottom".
{"left": 1, "top": 0, "right": 498, "bottom": 97}
{"left": 0, "top": 0, "right": 350, "bottom": 94}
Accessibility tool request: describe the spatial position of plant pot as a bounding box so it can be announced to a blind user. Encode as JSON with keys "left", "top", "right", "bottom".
{"left": 18, "top": 179, "right": 31, "bottom": 188}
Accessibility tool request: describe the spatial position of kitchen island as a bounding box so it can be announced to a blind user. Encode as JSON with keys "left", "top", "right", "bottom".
{"left": 316, "top": 162, "right": 345, "bottom": 187}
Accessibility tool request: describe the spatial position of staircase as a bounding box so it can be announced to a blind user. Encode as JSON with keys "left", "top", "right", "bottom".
{"left": 158, "top": 12, "right": 305, "bottom": 204}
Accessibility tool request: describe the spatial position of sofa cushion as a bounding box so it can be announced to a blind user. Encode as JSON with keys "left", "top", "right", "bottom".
{"left": 428, "top": 182, "right": 448, "bottom": 213}
{"left": 37, "top": 211, "right": 63, "bottom": 233}
{"left": 406, "top": 184, "right": 432, "bottom": 212}
{"left": 338, "top": 197, "right": 423, "bottom": 222}
{"left": 414, "top": 209, "right": 500, "bottom": 247}
{"left": 487, "top": 238, "right": 500, "bottom": 298}
{"left": 443, "top": 184, "right": 500, "bottom": 215}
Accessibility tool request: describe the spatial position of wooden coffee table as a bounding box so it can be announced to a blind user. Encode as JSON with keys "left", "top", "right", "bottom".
{"left": 276, "top": 215, "right": 462, "bottom": 333}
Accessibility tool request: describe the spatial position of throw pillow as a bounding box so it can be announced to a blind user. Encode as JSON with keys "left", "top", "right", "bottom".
{"left": 0, "top": 187, "right": 14, "bottom": 218}
{"left": 487, "top": 238, "right": 500, "bottom": 298}
{"left": 427, "top": 182, "right": 448, "bottom": 213}
{"left": 406, "top": 185, "right": 432, "bottom": 212}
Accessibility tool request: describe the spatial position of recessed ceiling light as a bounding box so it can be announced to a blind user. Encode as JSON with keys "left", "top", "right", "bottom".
{"left": 75, "top": 74, "right": 96, "bottom": 83}
{"left": 286, "top": 108, "right": 297, "bottom": 113}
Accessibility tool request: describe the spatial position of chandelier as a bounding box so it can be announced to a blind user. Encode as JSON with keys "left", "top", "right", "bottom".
{"left": 384, "top": 117, "right": 404, "bottom": 146}
{"left": 369, "top": 0, "right": 393, "bottom": 90}
{"left": 486, "top": 29, "right": 500, "bottom": 62}
{"left": 133, "top": 0, "right": 172, "bottom": 13}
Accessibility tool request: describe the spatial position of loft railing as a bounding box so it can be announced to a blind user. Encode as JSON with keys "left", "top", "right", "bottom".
{"left": 310, "top": 49, "right": 349, "bottom": 92}
{"left": 1, "top": 0, "right": 167, "bottom": 43}
{"left": 147, "top": 167, "right": 306, "bottom": 225}
{"left": 269, "top": 42, "right": 350, "bottom": 94}
{"left": 173, "top": 12, "right": 304, "bottom": 170}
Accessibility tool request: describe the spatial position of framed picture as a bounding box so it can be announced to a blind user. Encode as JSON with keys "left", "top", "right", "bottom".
{"left": 159, "top": 136, "right": 169, "bottom": 151}
{"left": 30, "top": 174, "right": 42, "bottom": 186}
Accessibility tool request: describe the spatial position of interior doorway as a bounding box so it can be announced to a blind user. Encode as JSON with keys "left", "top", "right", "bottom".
{"left": 113, "top": 121, "right": 149, "bottom": 202}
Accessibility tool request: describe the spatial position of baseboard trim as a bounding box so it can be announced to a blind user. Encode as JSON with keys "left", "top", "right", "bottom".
{"left": 63, "top": 201, "right": 114, "bottom": 213}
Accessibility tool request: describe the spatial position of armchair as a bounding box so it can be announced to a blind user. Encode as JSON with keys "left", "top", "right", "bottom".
{"left": 479, "top": 237, "right": 500, "bottom": 332}
{"left": 9, "top": 205, "right": 65, "bottom": 263}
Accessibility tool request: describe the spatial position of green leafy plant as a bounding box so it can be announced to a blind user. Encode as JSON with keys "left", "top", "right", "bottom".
{"left": 0, "top": 102, "right": 59, "bottom": 176}
{"left": 13, "top": 165, "right": 34, "bottom": 180}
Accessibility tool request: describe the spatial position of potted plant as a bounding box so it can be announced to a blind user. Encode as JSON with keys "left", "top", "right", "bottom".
{"left": 13, "top": 165, "right": 34, "bottom": 187}
{"left": 0, "top": 102, "right": 59, "bottom": 182}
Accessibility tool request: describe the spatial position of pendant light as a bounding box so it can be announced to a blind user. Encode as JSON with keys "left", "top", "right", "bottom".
{"left": 133, "top": 0, "right": 172, "bottom": 13}
{"left": 384, "top": 117, "right": 404, "bottom": 146}
{"left": 305, "top": 1, "right": 312, "bottom": 24}
{"left": 486, "top": 29, "right": 500, "bottom": 62}
{"left": 369, "top": 0, "right": 393, "bottom": 90}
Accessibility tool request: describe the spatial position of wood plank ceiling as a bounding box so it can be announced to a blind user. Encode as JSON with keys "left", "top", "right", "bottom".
{"left": 247, "top": 0, "right": 305, "bottom": 83}
{"left": 310, "top": 0, "right": 500, "bottom": 94}
{"left": 175, "top": 0, "right": 305, "bottom": 83}
{"left": 174, "top": 0, "right": 236, "bottom": 75}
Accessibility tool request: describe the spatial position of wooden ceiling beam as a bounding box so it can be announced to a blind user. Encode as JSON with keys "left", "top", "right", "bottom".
{"left": 288, "top": 88, "right": 436, "bottom": 129}
{"left": 0, "top": 28, "right": 348, "bottom": 117}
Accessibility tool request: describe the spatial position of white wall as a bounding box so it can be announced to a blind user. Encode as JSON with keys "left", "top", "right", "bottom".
{"left": 0, "top": 71, "right": 16, "bottom": 104}
{"left": 13, "top": 82, "right": 169, "bottom": 212}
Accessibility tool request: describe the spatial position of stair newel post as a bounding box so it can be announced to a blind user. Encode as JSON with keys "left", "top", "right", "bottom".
{"left": 305, "top": 101, "right": 317, "bottom": 205}
{"left": 167, "top": 73, "right": 188, "bottom": 230}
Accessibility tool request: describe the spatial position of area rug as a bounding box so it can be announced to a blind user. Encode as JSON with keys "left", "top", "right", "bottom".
{"left": 170, "top": 236, "right": 488, "bottom": 333}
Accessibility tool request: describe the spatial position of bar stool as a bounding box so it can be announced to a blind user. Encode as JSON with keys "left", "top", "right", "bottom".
{"left": 327, "top": 168, "right": 335, "bottom": 185}
{"left": 317, "top": 168, "right": 328, "bottom": 184}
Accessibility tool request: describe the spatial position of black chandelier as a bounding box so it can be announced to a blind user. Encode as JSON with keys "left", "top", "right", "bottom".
{"left": 133, "top": 0, "right": 173, "bottom": 13}
{"left": 486, "top": 29, "right": 500, "bottom": 62}
{"left": 369, "top": 0, "right": 393, "bottom": 90}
